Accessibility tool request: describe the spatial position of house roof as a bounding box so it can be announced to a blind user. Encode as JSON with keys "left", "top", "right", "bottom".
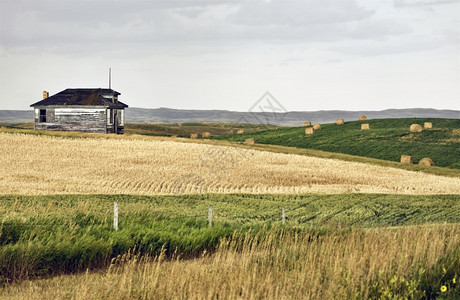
{"left": 30, "top": 88, "right": 128, "bottom": 108}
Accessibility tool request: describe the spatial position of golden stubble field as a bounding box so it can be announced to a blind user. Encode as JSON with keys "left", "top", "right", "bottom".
{"left": 1, "top": 133, "right": 459, "bottom": 195}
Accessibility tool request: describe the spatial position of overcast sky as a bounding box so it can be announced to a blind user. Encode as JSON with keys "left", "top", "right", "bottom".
{"left": 1, "top": 0, "right": 459, "bottom": 112}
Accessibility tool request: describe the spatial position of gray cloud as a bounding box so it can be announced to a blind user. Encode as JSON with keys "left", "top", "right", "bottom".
{"left": 1, "top": 0, "right": 413, "bottom": 55}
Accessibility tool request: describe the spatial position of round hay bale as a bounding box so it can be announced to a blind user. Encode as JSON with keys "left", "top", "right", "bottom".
{"left": 171, "top": 134, "right": 178, "bottom": 138}
{"left": 359, "top": 115, "right": 367, "bottom": 120}
{"left": 418, "top": 157, "right": 434, "bottom": 166}
{"left": 410, "top": 124, "right": 423, "bottom": 133}
{"left": 361, "top": 123, "right": 370, "bottom": 130}
{"left": 336, "top": 118, "right": 344, "bottom": 125}
{"left": 237, "top": 129, "right": 245, "bottom": 134}
{"left": 244, "top": 138, "right": 255, "bottom": 144}
{"left": 400, "top": 155, "right": 412, "bottom": 164}
{"left": 190, "top": 133, "right": 198, "bottom": 139}
{"left": 313, "top": 123, "right": 321, "bottom": 130}
{"left": 202, "top": 132, "right": 211, "bottom": 138}
{"left": 304, "top": 122, "right": 311, "bottom": 126}
{"left": 424, "top": 122, "right": 432, "bottom": 129}
{"left": 305, "top": 127, "right": 314, "bottom": 135}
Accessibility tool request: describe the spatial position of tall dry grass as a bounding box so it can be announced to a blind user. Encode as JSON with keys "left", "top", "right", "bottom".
{"left": 2, "top": 225, "right": 459, "bottom": 299}
{"left": 1, "top": 133, "right": 459, "bottom": 195}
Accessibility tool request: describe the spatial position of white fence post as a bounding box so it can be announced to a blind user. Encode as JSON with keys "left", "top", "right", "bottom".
{"left": 114, "top": 202, "right": 118, "bottom": 231}
{"left": 282, "top": 207, "right": 285, "bottom": 225}
{"left": 208, "top": 205, "right": 213, "bottom": 228}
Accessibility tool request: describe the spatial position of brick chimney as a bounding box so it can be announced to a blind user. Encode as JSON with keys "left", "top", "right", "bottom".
{"left": 43, "top": 91, "right": 49, "bottom": 99}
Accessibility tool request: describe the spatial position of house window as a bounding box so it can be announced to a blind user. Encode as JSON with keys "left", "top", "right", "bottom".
{"left": 39, "top": 109, "right": 47, "bottom": 123}
{"left": 109, "top": 109, "right": 113, "bottom": 124}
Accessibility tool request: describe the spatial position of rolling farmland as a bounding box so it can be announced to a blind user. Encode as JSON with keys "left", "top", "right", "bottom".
{"left": 1, "top": 131, "right": 459, "bottom": 299}
{"left": 1, "top": 133, "right": 459, "bottom": 195}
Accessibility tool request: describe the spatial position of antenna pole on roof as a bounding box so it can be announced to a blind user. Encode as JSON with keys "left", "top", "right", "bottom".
{"left": 109, "top": 68, "right": 111, "bottom": 90}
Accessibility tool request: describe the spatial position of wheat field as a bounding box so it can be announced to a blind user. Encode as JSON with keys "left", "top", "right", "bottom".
{"left": 1, "top": 132, "right": 459, "bottom": 195}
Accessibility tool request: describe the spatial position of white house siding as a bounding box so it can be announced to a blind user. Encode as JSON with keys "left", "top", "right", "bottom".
{"left": 34, "top": 107, "right": 107, "bottom": 133}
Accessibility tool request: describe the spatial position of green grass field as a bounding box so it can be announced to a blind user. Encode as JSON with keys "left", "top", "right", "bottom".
{"left": 214, "top": 118, "right": 460, "bottom": 169}
{"left": 1, "top": 193, "right": 459, "bottom": 282}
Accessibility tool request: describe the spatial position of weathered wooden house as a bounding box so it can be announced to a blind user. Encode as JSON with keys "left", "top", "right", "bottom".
{"left": 30, "top": 88, "right": 128, "bottom": 134}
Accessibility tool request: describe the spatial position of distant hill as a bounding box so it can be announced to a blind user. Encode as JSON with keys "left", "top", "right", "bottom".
{"left": 0, "top": 110, "right": 34, "bottom": 123}
{"left": 124, "top": 107, "right": 460, "bottom": 125}
{"left": 1, "top": 107, "right": 459, "bottom": 125}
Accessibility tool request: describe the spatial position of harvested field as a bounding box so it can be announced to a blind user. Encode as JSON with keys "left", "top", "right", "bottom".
{"left": 216, "top": 118, "right": 460, "bottom": 170}
{"left": 1, "top": 133, "right": 459, "bottom": 195}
